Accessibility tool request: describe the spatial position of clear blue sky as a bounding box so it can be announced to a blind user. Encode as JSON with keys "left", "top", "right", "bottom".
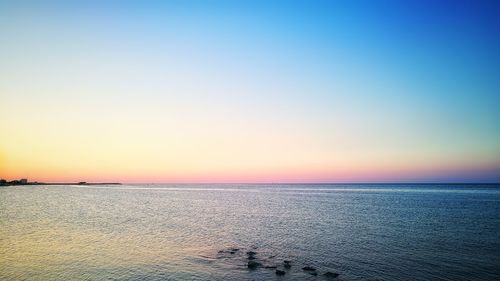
{"left": 1, "top": 0, "right": 499, "bottom": 182}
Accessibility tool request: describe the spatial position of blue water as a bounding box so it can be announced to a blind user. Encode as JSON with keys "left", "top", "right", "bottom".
{"left": 1, "top": 184, "right": 499, "bottom": 280}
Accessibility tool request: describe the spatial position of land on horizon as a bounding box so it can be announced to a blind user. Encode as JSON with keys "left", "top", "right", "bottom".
{"left": 0, "top": 178, "right": 121, "bottom": 186}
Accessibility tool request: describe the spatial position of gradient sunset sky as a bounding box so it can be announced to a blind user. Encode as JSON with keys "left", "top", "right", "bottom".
{"left": 1, "top": 0, "right": 499, "bottom": 183}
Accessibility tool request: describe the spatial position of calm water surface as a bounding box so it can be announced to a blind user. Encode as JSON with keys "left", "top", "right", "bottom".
{"left": 1, "top": 184, "right": 499, "bottom": 280}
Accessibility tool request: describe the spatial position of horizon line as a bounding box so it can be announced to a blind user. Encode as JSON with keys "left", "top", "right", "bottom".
{"left": 6, "top": 181, "right": 500, "bottom": 185}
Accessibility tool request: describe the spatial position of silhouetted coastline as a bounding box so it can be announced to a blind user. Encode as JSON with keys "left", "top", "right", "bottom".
{"left": 0, "top": 179, "right": 121, "bottom": 186}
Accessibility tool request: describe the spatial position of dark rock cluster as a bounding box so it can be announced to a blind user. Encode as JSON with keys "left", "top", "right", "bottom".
{"left": 214, "top": 246, "right": 340, "bottom": 278}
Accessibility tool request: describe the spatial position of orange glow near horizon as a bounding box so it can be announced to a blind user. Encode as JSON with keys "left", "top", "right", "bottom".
{"left": 2, "top": 154, "right": 499, "bottom": 183}
{"left": 1, "top": 101, "right": 499, "bottom": 183}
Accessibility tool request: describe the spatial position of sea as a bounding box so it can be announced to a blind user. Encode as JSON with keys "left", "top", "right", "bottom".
{"left": 1, "top": 184, "right": 499, "bottom": 280}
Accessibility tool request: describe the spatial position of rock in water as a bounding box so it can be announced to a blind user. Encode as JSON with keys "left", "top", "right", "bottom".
{"left": 302, "top": 266, "right": 316, "bottom": 271}
{"left": 247, "top": 260, "right": 261, "bottom": 269}
{"left": 246, "top": 251, "right": 257, "bottom": 260}
{"left": 283, "top": 260, "right": 291, "bottom": 269}
{"left": 275, "top": 269, "right": 286, "bottom": 276}
{"left": 324, "top": 272, "right": 340, "bottom": 278}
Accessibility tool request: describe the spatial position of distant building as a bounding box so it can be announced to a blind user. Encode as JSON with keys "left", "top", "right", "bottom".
{"left": 0, "top": 179, "right": 7, "bottom": 186}
{"left": 20, "top": 179, "right": 28, "bottom": 184}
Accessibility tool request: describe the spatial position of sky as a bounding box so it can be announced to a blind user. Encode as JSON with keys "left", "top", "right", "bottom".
{"left": 1, "top": 0, "right": 499, "bottom": 183}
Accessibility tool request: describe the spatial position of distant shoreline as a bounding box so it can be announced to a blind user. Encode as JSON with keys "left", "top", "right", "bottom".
{"left": 0, "top": 181, "right": 121, "bottom": 187}
{"left": 34, "top": 182, "right": 122, "bottom": 186}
